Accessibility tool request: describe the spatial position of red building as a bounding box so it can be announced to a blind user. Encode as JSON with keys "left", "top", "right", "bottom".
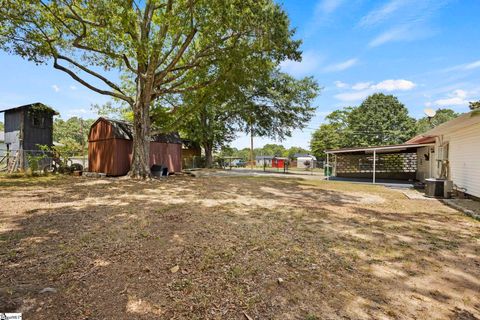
{"left": 88, "top": 117, "right": 182, "bottom": 176}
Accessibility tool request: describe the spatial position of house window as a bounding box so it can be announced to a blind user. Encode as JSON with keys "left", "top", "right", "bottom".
{"left": 32, "top": 114, "right": 45, "bottom": 128}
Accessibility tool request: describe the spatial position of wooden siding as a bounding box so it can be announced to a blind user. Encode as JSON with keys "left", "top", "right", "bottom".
{"left": 23, "top": 110, "right": 53, "bottom": 151}
{"left": 443, "top": 124, "right": 480, "bottom": 198}
{"left": 88, "top": 120, "right": 182, "bottom": 176}
{"left": 150, "top": 142, "right": 182, "bottom": 173}
{"left": 88, "top": 118, "right": 117, "bottom": 141}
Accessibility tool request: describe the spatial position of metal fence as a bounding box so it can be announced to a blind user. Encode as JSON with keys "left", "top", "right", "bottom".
{"left": 0, "top": 149, "right": 86, "bottom": 173}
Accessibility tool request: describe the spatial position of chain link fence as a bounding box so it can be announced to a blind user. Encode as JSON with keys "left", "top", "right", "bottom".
{"left": 0, "top": 149, "right": 86, "bottom": 173}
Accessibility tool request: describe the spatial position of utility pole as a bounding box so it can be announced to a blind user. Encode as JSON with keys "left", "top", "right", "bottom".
{"left": 80, "top": 118, "right": 85, "bottom": 168}
{"left": 250, "top": 125, "right": 254, "bottom": 170}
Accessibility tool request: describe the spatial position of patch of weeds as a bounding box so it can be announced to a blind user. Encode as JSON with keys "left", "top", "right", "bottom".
{"left": 53, "top": 257, "right": 77, "bottom": 277}
{"left": 169, "top": 278, "right": 193, "bottom": 291}
{"left": 228, "top": 265, "right": 244, "bottom": 280}
{"left": 305, "top": 315, "right": 319, "bottom": 320}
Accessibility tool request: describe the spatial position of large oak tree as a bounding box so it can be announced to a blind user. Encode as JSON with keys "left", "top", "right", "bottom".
{"left": 0, "top": 0, "right": 299, "bottom": 178}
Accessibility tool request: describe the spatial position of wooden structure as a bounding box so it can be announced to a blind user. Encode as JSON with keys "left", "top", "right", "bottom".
{"left": 88, "top": 117, "right": 182, "bottom": 176}
{"left": 0, "top": 103, "right": 57, "bottom": 169}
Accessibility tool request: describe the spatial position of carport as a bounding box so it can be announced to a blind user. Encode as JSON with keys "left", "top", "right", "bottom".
{"left": 325, "top": 143, "right": 435, "bottom": 184}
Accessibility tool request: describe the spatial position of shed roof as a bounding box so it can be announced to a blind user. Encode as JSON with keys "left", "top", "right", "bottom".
{"left": 91, "top": 117, "right": 182, "bottom": 143}
{"left": 256, "top": 155, "right": 274, "bottom": 160}
{"left": 0, "top": 102, "right": 59, "bottom": 115}
{"left": 325, "top": 142, "right": 434, "bottom": 155}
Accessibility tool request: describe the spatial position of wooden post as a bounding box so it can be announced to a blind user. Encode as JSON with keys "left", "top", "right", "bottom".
{"left": 373, "top": 149, "right": 376, "bottom": 184}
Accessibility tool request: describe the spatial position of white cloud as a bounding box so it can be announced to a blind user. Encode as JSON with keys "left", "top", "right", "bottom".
{"left": 52, "top": 85, "right": 60, "bottom": 92}
{"left": 369, "top": 26, "right": 412, "bottom": 47}
{"left": 324, "top": 58, "right": 358, "bottom": 72}
{"left": 70, "top": 85, "right": 78, "bottom": 90}
{"left": 352, "top": 82, "right": 371, "bottom": 90}
{"left": 334, "top": 81, "right": 348, "bottom": 88}
{"left": 434, "top": 89, "right": 470, "bottom": 107}
{"left": 315, "top": 0, "right": 345, "bottom": 15}
{"left": 359, "top": 0, "right": 407, "bottom": 27}
{"left": 334, "top": 90, "right": 371, "bottom": 102}
{"left": 280, "top": 51, "right": 322, "bottom": 77}
{"left": 67, "top": 108, "right": 89, "bottom": 117}
{"left": 371, "top": 79, "right": 416, "bottom": 91}
{"left": 443, "top": 59, "right": 480, "bottom": 72}
{"left": 334, "top": 79, "right": 416, "bottom": 102}
{"left": 464, "top": 60, "right": 480, "bottom": 70}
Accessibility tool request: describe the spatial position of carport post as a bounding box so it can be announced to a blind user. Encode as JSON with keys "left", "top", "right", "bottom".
{"left": 326, "top": 153, "right": 330, "bottom": 180}
{"left": 372, "top": 149, "right": 376, "bottom": 184}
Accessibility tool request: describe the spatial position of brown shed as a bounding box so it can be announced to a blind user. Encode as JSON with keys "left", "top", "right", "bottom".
{"left": 88, "top": 117, "right": 182, "bottom": 176}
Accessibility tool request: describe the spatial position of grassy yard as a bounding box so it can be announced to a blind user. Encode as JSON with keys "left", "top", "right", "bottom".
{"left": 0, "top": 174, "right": 479, "bottom": 319}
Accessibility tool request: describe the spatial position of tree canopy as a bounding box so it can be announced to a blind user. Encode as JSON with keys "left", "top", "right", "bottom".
{"left": 0, "top": 0, "right": 301, "bottom": 178}
{"left": 53, "top": 117, "right": 95, "bottom": 154}
{"left": 416, "top": 108, "right": 458, "bottom": 134}
{"left": 310, "top": 94, "right": 420, "bottom": 159}
{"left": 347, "top": 93, "right": 416, "bottom": 146}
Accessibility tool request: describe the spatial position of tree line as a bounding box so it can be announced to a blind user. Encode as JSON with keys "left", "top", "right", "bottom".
{"left": 219, "top": 144, "right": 309, "bottom": 161}
{"left": 309, "top": 93, "right": 461, "bottom": 159}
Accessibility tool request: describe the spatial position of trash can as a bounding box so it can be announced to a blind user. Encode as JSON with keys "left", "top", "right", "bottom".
{"left": 324, "top": 165, "right": 332, "bottom": 177}
{"left": 425, "top": 178, "right": 445, "bottom": 198}
{"left": 151, "top": 164, "right": 163, "bottom": 178}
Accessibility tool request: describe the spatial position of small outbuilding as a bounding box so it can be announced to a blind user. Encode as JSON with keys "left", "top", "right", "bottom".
{"left": 88, "top": 117, "right": 182, "bottom": 176}
{"left": 256, "top": 155, "right": 274, "bottom": 167}
{"left": 295, "top": 154, "right": 317, "bottom": 169}
{"left": 0, "top": 103, "right": 57, "bottom": 169}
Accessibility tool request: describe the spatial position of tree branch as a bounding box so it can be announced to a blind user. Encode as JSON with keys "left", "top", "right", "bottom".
{"left": 53, "top": 57, "right": 133, "bottom": 104}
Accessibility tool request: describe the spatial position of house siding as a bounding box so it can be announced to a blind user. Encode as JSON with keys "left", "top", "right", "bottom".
{"left": 444, "top": 124, "right": 480, "bottom": 198}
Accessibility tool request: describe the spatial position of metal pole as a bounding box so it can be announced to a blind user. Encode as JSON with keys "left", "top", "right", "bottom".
{"left": 326, "top": 153, "right": 329, "bottom": 180}
{"left": 373, "top": 149, "right": 376, "bottom": 184}
{"left": 81, "top": 118, "right": 85, "bottom": 168}
{"left": 250, "top": 126, "right": 254, "bottom": 170}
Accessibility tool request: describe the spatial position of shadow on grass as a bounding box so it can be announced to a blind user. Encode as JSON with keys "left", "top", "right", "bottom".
{"left": 0, "top": 175, "right": 479, "bottom": 319}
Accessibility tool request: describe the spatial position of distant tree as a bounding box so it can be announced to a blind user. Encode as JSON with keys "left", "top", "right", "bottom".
{"left": 237, "top": 72, "right": 319, "bottom": 142}
{"left": 310, "top": 123, "right": 342, "bottom": 159}
{"left": 284, "top": 146, "right": 310, "bottom": 159}
{"left": 0, "top": 121, "right": 3, "bottom": 131}
{"left": 347, "top": 93, "right": 416, "bottom": 146}
{"left": 416, "top": 108, "right": 458, "bottom": 134}
{"left": 260, "top": 144, "right": 286, "bottom": 157}
{"left": 53, "top": 117, "right": 95, "bottom": 154}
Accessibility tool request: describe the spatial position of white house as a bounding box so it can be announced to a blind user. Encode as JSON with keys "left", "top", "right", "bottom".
{"left": 256, "top": 155, "right": 274, "bottom": 167}
{"left": 409, "top": 110, "right": 480, "bottom": 198}
{"left": 296, "top": 154, "right": 317, "bottom": 169}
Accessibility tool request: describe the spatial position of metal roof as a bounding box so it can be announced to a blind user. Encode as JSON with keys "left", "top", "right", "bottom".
{"left": 325, "top": 142, "right": 434, "bottom": 154}
{"left": 0, "top": 102, "right": 59, "bottom": 115}
{"left": 92, "top": 117, "right": 182, "bottom": 144}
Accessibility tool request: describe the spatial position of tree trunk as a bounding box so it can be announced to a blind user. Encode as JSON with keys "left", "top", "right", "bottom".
{"left": 204, "top": 143, "right": 213, "bottom": 168}
{"left": 129, "top": 94, "right": 152, "bottom": 179}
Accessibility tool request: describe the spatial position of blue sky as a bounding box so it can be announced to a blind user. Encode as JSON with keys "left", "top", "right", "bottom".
{"left": 1, "top": 0, "right": 479, "bottom": 149}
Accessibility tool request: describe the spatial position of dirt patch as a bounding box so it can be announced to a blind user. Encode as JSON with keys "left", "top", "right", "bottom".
{"left": 0, "top": 175, "right": 479, "bottom": 319}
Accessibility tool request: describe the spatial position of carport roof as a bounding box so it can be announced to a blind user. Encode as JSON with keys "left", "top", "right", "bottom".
{"left": 325, "top": 142, "right": 434, "bottom": 154}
